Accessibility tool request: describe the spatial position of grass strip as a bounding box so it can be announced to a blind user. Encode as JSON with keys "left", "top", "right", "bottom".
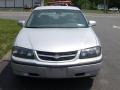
{"left": 0, "top": 19, "right": 20, "bottom": 59}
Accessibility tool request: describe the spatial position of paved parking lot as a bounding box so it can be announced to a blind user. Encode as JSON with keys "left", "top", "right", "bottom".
{"left": 0, "top": 12, "right": 120, "bottom": 90}
{"left": 0, "top": 12, "right": 30, "bottom": 20}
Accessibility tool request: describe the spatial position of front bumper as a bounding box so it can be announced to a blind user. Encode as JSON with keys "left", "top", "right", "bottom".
{"left": 11, "top": 61, "right": 102, "bottom": 78}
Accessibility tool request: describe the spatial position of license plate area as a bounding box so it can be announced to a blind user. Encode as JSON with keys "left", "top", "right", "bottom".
{"left": 46, "top": 67, "right": 67, "bottom": 77}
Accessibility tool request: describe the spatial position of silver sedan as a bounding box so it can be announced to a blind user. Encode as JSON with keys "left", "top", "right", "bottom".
{"left": 11, "top": 6, "right": 102, "bottom": 78}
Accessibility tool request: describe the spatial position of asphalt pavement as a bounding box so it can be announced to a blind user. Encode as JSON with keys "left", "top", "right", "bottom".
{"left": 0, "top": 12, "right": 120, "bottom": 90}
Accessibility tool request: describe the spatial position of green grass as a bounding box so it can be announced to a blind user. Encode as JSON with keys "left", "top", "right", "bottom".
{"left": 82, "top": 9, "right": 104, "bottom": 14}
{"left": 0, "top": 19, "right": 21, "bottom": 59}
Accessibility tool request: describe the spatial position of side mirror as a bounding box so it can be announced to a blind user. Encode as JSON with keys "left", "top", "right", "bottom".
{"left": 89, "top": 20, "right": 96, "bottom": 27}
{"left": 18, "top": 20, "right": 25, "bottom": 27}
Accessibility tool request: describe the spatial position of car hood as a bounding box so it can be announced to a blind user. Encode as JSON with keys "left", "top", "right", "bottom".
{"left": 15, "top": 28, "right": 99, "bottom": 52}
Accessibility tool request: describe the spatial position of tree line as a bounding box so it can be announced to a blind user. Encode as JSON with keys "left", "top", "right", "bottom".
{"left": 72, "top": 0, "right": 120, "bottom": 9}
{"left": 44, "top": 0, "right": 120, "bottom": 9}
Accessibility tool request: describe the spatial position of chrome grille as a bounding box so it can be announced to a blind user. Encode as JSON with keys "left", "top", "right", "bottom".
{"left": 36, "top": 51, "right": 77, "bottom": 61}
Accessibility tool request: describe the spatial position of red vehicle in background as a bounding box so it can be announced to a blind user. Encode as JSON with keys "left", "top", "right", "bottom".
{"left": 47, "top": 0, "right": 72, "bottom": 6}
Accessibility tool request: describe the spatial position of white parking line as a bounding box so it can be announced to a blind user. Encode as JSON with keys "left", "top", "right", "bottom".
{"left": 113, "top": 25, "right": 120, "bottom": 29}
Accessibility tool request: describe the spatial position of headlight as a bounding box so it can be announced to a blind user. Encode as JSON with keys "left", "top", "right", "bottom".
{"left": 12, "top": 46, "right": 34, "bottom": 59}
{"left": 79, "top": 46, "right": 101, "bottom": 59}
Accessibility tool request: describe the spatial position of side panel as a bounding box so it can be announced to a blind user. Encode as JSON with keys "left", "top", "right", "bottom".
{"left": 15, "top": 0, "right": 23, "bottom": 8}
{"left": 6, "top": 0, "right": 14, "bottom": 7}
{"left": 0, "top": 0, "right": 5, "bottom": 7}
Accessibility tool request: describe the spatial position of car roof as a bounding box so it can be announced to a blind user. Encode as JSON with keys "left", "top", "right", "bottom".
{"left": 34, "top": 6, "right": 80, "bottom": 11}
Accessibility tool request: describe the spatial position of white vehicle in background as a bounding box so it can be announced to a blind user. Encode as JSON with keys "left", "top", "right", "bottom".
{"left": 11, "top": 6, "right": 102, "bottom": 78}
{"left": 109, "top": 7, "right": 119, "bottom": 13}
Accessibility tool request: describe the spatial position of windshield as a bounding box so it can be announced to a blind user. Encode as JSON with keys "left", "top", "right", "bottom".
{"left": 26, "top": 9, "right": 88, "bottom": 28}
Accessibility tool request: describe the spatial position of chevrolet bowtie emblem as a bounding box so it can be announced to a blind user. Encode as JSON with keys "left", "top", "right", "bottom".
{"left": 54, "top": 54, "right": 60, "bottom": 59}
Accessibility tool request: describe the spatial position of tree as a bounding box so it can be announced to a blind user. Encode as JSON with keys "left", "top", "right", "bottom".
{"left": 72, "top": 0, "right": 89, "bottom": 9}
{"left": 45, "top": 0, "right": 120, "bottom": 9}
{"left": 72, "top": 0, "right": 120, "bottom": 9}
